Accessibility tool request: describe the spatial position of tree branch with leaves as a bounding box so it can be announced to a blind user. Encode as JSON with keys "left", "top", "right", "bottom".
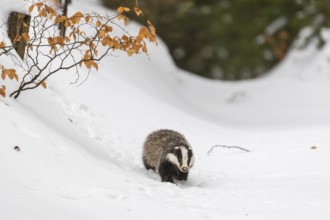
{"left": 0, "top": 0, "right": 157, "bottom": 99}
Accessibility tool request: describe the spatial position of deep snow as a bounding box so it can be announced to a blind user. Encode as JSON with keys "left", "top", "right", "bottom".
{"left": 1, "top": 1, "right": 330, "bottom": 220}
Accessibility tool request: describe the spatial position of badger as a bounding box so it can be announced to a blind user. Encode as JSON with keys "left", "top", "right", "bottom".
{"left": 142, "top": 129, "right": 195, "bottom": 183}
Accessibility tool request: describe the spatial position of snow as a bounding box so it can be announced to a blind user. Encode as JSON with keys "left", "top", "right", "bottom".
{"left": 1, "top": 0, "right": 330, "bottom": 219}
{"left": 265, "top": 16, "right": 288, "bottom": 35}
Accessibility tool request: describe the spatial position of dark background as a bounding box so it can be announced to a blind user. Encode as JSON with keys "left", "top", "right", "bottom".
{"left": 101, "top": 0, "right": 330, "bottom": 80}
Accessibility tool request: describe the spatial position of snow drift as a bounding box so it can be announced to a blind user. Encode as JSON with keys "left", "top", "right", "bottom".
{"left": 1, "top": 1, "right": 330, "bottom": 219}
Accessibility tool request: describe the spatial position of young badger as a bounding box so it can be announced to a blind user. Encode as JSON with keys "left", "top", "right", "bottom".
{"left": 142, "top": 129, "right": 195, "bottom": 183}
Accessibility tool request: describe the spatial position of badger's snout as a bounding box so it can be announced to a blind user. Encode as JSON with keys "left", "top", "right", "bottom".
{"left": 181, "top": 167, "right": 189, "bottom": 173}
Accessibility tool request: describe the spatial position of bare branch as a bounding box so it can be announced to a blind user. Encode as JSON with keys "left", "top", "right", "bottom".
{"left": 207, "top": 145, "right": 250, "bottom": 156}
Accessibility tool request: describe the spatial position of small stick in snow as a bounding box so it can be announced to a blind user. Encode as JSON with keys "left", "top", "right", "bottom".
{"left": 207, "top": 145, "right": 250, "bottom": 156}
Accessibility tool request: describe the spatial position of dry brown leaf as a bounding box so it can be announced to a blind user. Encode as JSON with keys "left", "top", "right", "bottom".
{"left": 0, "top": 85, "right": 6, "bottom": 97}
{"left": 70, "top": 12, "right": 83, "bottom": 24}
{"left": 84, "top": 60, "right": 92, "bottom": 69}
{"left": 102, "top": 37, "right": 111, "bottom": 46}
{"left": 123, "top": 16, "right": 128, "bottom": 25}
{"left": 64, "top": 20, "right": 71, "bottom": 28}
{"left": 55, "top": 15, "right": 67, "bottom": 24}
{"left": 41, "top": 81, "right": 47, "bottom": 89}
{"left": 127, "top": 48, "right": 135, "bottom": 57}
{"left": 105, "top": 25, "right": 113, "bottom": 32}
{"left": 134, "top": 6, "right": 143, "bottom": 16}
{"left": 1, "top": 69, "right": 18, "bottom": 81}
{"left": 85, "top": 15, "right": 91, "bottom": 23}
{"left": 98, "top": 30, "right": 106, "bottom": 38}
{"left": 147, "top": 20, "right": 156, "bottom": 36}
{"left": 28, "top": 4, "right": 35, "bottom": 13}
{"left": 117, "top": 6, "right": 130, "bottom": 14}
{"left": 21, "top": 33, "right": 30, "bottom": 42}
{"left": 92, "top": 62, "right": 98, "bottom": 71}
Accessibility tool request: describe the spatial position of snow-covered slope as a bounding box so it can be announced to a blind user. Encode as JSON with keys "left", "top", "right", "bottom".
{"left": 1, "top": 1, "right": 330, "bottom": 219}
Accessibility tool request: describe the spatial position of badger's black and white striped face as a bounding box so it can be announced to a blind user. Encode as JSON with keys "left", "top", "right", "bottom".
{"left": 166, "top": 146, "right": 194, "bottom": 173}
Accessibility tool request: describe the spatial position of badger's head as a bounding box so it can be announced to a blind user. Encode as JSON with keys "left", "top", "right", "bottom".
{"left": 166, "top": 146, "right": 194, "bottom": 173}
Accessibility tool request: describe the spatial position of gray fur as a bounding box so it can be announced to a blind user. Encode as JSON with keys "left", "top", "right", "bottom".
{"left": 142, "top": 129, "right": 194, "bottom": 182}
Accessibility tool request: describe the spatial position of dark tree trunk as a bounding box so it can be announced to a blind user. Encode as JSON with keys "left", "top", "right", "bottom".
{"left": 59, "top": 0, "right": 72, "bottom": 37}
{"left": 7, "top": 12, "right": 31, "bottom": 60}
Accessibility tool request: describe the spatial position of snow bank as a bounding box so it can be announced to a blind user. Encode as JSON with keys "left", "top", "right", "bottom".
{"left": 1, "top": 0, "right": 330, "bottom": 219}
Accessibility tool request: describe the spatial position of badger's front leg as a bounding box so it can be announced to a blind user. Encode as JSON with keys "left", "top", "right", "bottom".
{"left": 158, "top": 161, "right": 176, "bottom": 183}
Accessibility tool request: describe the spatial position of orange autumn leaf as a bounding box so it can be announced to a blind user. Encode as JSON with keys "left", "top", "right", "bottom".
{"left": 147, "top": 20, "right": 156, "bottom": 36}
{"left": 85, "top": 15, "right": 91, "bottom": 23}
{"left": 84, "top": 60, "right": 92, "bottom": 69}
{"left": 98, "top": 30, "right": 106, "bottom": 38}
{"left": 0, "top": 41, "right": 5, "bottom": 48}
{"left": 127, "top": 48, "right": 135, "bottom": 57}
{"left": 138, "top": 26, "right": 149, "bottom": 38}
{"left": 0, "top": 85, "right": 6, "bottom": 97}
{"left": 41, "top": 81, "right": 47, "bottom": 89}
{"left": 21, "top": 33, "right": 30, "bottom": 42}
{"left": 92, "top": 62, "right": 98, "bottom": 71}
{"left": 123, "top": 16, "right": 128, "bottom": 25}
{"left": 70, "top": 11, "right": 83, "bottom": 24}
{"left": 134, "top": 6, "right": 143, "bottom": 16}
{"left": 1, "top": 69, "right": 18, "bottom": 81}
{"left": 55, "top": 15, "right": 67, "bottom": 24}
{"left": 101, "top": 36, "right": 111, "bottom": 46}
{"left": 104, "top": 25, "right": 113, "bottom": 32}
{"left": 28, "top": 4, "right": 35, "bottom": 13}
{"left": 117, "top": 6, "right": 130, "bottom": 14}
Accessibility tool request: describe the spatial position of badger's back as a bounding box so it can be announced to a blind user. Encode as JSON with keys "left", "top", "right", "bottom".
{"left": 142, "top": 129, "right": 189, "bottom": 171}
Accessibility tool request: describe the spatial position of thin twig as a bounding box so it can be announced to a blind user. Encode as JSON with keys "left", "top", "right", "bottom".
{"left": 207, "top": 145, "right": 250, "bottom": 156}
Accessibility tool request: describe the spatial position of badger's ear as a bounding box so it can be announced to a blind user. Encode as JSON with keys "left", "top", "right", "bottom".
{"left": 174, "top": 146, "right": 180, "bottom": 150}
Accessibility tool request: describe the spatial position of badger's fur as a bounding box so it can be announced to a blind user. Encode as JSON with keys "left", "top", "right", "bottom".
{"left": 142, "top": 129, "right": 195, "bottom": 183}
